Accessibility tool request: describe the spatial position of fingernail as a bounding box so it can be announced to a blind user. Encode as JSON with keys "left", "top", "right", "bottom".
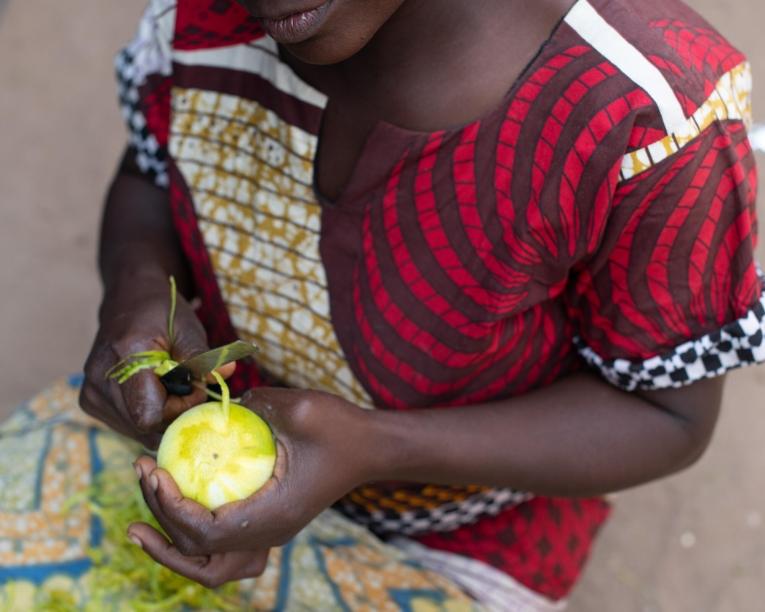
{"left": 150, "top": 474, "right": 159, "bottom": 491}
{"left": 128, "top": 535, "right": 143, "bottom": 549}
{"left": 134, "top": 463, "right": 142, "bottom": 479}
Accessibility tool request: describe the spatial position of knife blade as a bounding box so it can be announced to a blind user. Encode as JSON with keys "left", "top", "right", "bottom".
{"left": 160, "top": 340, "right": 259, "bottom": 396}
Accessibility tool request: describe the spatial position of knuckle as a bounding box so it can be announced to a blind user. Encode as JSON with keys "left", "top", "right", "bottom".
{"left": 83, "top": 353, "right": 107, "bottom": 384}
{"left": 111, "top": 325, "right": 165, "bottom": 357}
{"left": 123, "top": 388, "right": 164, "bottom": 433}
{"left": 170, "top": 322, "right": 208, "bottom": 358}
{"left": 78, "top": 386, "right": 101, "bottom": 415}
{"left": 111, "top": 335, "right": 145, "bottom": 357}
{"left": 82, "top": 361, "right": 98, "bottom": 382}
{"left": 85, "top": 336, "right": 117, "bottom": 368}
{"left": 241, "top": 388, "right": 269, "bottom": 410}
{"left": 289, "top": 395, "right": 317, "bottom": 427}
{"left": 132, "top": 411, "right": 159, "bottom": 433}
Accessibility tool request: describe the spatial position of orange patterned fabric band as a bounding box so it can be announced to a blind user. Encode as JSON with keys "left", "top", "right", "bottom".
{"left": 335, "top": 484, "right": 531, "bottom": 536}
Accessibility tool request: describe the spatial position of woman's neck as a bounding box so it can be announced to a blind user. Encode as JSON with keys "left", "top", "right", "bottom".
{"left": 341, "top": 0, "right": 514, "bottom": 88}
{"left": 333, "top": 0, "right": 575, "bottom": 131}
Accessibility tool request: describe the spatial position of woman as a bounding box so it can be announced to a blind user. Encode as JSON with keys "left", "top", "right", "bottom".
{"left": 3, "top": 0, "right": 762, "bottom": 609}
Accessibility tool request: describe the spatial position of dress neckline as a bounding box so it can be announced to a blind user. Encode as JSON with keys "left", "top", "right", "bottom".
{"left": 276, "top": 0, "right": 582, "bottom": 208}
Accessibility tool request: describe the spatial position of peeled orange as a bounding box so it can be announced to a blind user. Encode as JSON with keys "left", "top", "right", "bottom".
{"left": 157, "top": 401, "right": 276, "bottom": 510}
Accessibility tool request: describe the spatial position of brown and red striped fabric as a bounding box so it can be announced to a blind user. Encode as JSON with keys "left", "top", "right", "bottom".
{"left": 116, "top": 0, "right": 763, "bottom": 600}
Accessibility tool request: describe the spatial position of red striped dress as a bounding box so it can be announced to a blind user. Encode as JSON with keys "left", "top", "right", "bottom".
{"left": 117, "top": 0, "right": 763, "bottom": 603}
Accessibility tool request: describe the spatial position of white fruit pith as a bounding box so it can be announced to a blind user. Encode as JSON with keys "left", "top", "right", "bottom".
{"left": 157, "top": 401, "right": 276, "bottom": 510}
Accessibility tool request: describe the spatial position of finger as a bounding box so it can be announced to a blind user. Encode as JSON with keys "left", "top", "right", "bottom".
{"left": 134, "top": 457, "right": 190, "bottom": 547}
{"left": 80, "top": 382, "right": 158, "bottom": 446}
{"left": 205, "top": 361, "right": 236, "bottom": 382}
{"left": 128, "top": 525, "right": 268, "bottom": 588}
{"left": 127, "top": 522, "right": 214, "bottom": 584}
{"left": 134, "top": 455, "right": 158, "bottom": 480}
{"left": 239, "top": 387, "right": 287, "bottom": 432}
{"left": 135, "top": 456, "right": 206, "bottom": 538}
{"left": 106, "top": 377, "right": 164, "bottom": 448}
{"left": 116, "top": 393, "right": 163, "bottom": 449}
{"left": 230, "top": 549, "right": 270, "bottom": 580}
{"left": 204, "top": 550, "right": 271, "bottom": 585}
{"left": 119, "top": 369, "right": 168, "bottom": 433}
{"left": 163, "top": 361, "right": 236, "bottom": 421}
{"left": 84, "top": 341, "right": 165, "bottom": 445}
{"left": 150, "top": 466, "right": 216, "bottom": 541}
{"left": 163, "top": 386, "right": 210, "bottom": 422}
{"left": 212, "top": 441, "right": 291, "bottom": 548}
{"left": 79, "top": 382, "right": 129, "bottom": 433}
{"left": 170, "top": 321, "right": 209, "bottom": 363}
{"left": 239, "top": 387, "right": 310, "bottom": 434}
{"left": 150, "top": 462, "right": 284, "bottom": 553}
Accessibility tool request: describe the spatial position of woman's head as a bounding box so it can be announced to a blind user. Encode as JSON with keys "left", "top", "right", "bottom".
{"left": 238, "top": 0, "right": 406, "bottom": 64}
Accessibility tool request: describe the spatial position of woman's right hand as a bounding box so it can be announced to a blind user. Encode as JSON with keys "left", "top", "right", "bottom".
{"left": 80, "top": 273, "right": 222, "bottom": 449}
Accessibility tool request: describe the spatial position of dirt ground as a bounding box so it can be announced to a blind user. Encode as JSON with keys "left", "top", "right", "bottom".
{"left": 1, "top": 1, "right": 764, "bottom": 609}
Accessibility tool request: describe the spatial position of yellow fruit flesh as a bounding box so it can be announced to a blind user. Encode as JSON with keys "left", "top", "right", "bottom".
{"left": 157, "top": 402, "right": 276, "bottom": 510}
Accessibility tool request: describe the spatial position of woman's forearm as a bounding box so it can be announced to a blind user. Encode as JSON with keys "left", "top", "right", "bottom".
{"left": 362, "top": 372, "right": 723, "bottom": 497}
{"left": 99, "top": 147, "right": 192, "bottom": 301}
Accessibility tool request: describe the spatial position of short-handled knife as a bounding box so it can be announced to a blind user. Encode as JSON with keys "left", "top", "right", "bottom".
{"left": 160, "top": 340, "right": 258, "bottom": 396}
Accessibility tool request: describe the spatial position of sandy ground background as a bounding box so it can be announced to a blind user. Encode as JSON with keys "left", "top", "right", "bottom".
{"left": 1, "top": 1, "right": 764, "bottom": 609}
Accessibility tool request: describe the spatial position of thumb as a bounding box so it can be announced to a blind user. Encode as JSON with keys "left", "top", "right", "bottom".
{"left": 206, "top": 361, "right": 236, "bottom": 382}
{"left": 161, "top": 359, "right": 236, "bottom": 423}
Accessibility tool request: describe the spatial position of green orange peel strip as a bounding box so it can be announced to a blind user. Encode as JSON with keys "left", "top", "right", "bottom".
{"left": 209, "top": 369, "right": 231, "bottom": 422}
{"left": 167, "top": 276, "right": 177, "bottom": 345}
{"left": 105, "top": 351, "right": 178, "bottom": 384}
{"left": 105, "top": 277, "right": 241, "bottom": 405}
{"left": 105, "top": 276, "right": 181, "bottom": 385}
{"left": 45, "top": 278, "right": 251, "bottom": 611}
{"left": 40, "top": 458, "right": 241, "bottom": 611}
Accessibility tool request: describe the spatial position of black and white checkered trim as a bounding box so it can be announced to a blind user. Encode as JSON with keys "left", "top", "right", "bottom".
{"left": 116, "top": 48, "right": 168, "bottom": 188}
{"left": 335, "top": 488, "right": 531, "bottom": 537}
{"left": 577, "top": 284, "right": 765, "bottom": 391}
{"left": 115, "top": 0, "right": 175, "bottom": 188}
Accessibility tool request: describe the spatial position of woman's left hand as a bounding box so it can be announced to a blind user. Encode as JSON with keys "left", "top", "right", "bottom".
{"left": 128, "top": 387, "right": 374, "bottom": 586}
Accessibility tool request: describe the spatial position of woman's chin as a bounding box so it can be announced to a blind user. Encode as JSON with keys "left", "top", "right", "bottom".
{"left": 280, "top": 34, "right": 368, "bottom": 66}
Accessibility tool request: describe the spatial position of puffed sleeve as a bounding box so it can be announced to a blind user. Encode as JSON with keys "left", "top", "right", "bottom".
{"left": 114, "top": 0, "right": 175, "bottom": 187}
{"left": 567, "top": 111, "right": 763, "bottom": 390}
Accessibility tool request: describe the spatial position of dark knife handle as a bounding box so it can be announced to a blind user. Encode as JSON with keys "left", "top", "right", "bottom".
{"left": 160, "top": 366, "right": 194, "bottom": 396}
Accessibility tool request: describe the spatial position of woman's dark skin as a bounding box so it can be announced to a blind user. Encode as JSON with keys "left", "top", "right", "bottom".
{"left": 275, "top": 0, "right": 581, "bottom": 200}
{"left": 81, "top": 0, "right": 726, "bottom": 588}
{"left": 80, "top": 151, "right": 235, "bottom": 450}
